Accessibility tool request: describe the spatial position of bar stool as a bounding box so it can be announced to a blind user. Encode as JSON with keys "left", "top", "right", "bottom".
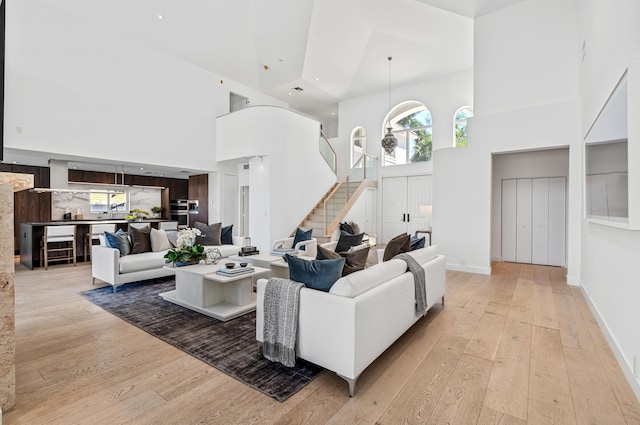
{"left": 158, "top": 221, "right": 178, "bottom": 231}
{"left": 41, "top": 225, "right": 76, "bottom": 270}
{"left": 84, "top": 223, "right": 116, "bottom": 261}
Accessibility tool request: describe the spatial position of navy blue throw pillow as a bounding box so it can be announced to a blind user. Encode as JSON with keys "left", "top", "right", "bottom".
{"left": 292, "top": 227, "right": 312, "bottom": 251}
{"left": 104, "top": 229, "right": 131, "bottom": 256}
{"left": 285, "top": 254, "right": 345, "bottom": 292}
{"left": 410, "top": 236, "right": 426, "bottom": 250}
{"left": 221, "top": 225, "right": 233, "bottom": 245}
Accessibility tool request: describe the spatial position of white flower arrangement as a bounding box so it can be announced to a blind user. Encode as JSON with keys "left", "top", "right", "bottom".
{"left": 176, "top": 227, "right": 203, "bottom": 248}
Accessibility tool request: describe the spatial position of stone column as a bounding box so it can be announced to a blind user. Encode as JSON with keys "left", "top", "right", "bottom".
{"left": 0, "top": 173, "right": 34, "bottom": 412}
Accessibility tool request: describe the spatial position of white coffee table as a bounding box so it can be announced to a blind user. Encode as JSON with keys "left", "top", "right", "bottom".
{"left": 160, "top": 262, "right": 270, "bottom": 321}
{"left": 228, "top": 253, "right": 287, "bottom": 270}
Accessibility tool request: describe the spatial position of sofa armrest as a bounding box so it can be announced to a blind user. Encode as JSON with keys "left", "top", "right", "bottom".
{"left": 91, "top": 245, "right": 120, "bottom": 286}
{"left": 320, "top": 241, "right": 338, "bottom": 252}
{"left": 294, "top": 238, "right": 317, "bottom": 258}
{"left": 232, "top": 236, "right": 244, "bottom": 247}
{"left": 272, "top": 237, "right": 294, "bottom": 250}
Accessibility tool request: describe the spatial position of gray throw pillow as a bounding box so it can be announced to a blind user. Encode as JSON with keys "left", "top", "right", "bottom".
{"left": 165, "top": 230, "right": 179, "bottom": 248}
{"left": 195, "top": 221, "right": 222, "bottom": 246}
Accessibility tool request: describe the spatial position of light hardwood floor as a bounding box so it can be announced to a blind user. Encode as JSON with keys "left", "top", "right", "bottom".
{"left": 5, "top": 260, "right": 640, "bottom": 424}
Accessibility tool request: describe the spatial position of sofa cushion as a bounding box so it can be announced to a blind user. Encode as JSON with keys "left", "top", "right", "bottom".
{"left": 349, "top": 221, "right": 361, "bottom": 234}
{"left": 195, "top": 221, "right": 222, "bottom": 246}
{"left": 329, "top": 254, "right": 409, "bottom": 298}
{"left": 317, "top": 244, "right": 370, "bottom": 276}
{"left": 286, "top": 254, "right": 345, "bottom": 292}
{"left": 383, "top": 233, "right": 411, "bottom": 261}
{"left": 406, "top": 245, "right": 437, "bottom": 265}
{"left": 130, "top": 225, "right": 152, "bottom": 254}
{"left": 119, "top": 251, "right": 168, "bottom": 274}
{"left": 292, "top": 227, "right": 312, "bottom": 251}
{"left": 335, "top": 231, "right": 364, "bottom": 253}
{"left": 150, "top": 228, "right": 173, "bottom": 252}
{"left": 221, "top": 224, "right": 233, "bottom": 245}
{"left": 104, "top": 229, "right": 131, "bottom": 257}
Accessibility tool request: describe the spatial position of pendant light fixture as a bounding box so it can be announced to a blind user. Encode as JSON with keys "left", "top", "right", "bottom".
{"left": 381, "top": 56, "right": 398, "bottom": 155}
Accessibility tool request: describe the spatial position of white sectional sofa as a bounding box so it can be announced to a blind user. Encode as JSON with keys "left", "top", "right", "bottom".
{"left": 256, "top": 246, "right": 446, "bottom": 396}
{"left": 91, "top": 236, "right": 244, "bottom": 292}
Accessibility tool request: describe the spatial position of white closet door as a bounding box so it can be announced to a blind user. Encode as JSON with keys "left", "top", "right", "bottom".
{"left": 501, "top": 179, "right": 517, "bottom": 262}
{"left": 407, "top": 175, "right": 430, "bottom": 235}
{"left": 548, "top": 177, "right": 566, "bottom": 267}
{"left": 382, "top": 177, "right": 408, "bottom": 242}
{"left": 532, "top": 178, "right": 549, "bottom": 265}
{"left": 364, "top": 187, "right": 376, "bottom": 235}
{"left": 516, "top": 179, "right": 532, "bottom": 263}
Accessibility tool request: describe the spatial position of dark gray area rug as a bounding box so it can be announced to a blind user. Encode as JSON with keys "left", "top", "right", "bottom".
{"left": 80, "top": 278, "right": 323, "bottom": 402}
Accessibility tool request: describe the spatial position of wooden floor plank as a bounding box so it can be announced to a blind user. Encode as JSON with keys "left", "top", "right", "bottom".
{"left": 464, "top": 309, "right": 507, "bottom": 361}
{"left": 563, "top": 346, "right": 627, "bottom": 425}
{"left": 426, "top": 353, "right": 493, "bottom": 424}
{"left": 532, "top": 284, "right": 559, "bottom": 330}
{"left": 553, "top": 293, "right": 595, "bottom": 351}
{"left": 483, "top": 310, "right": 531, "bottom": 420}
{"left": 476, "top": 406, "right": 527, "bottom": 425}
{"left": 528, "top": 326, "right": 577, "bottom": 425}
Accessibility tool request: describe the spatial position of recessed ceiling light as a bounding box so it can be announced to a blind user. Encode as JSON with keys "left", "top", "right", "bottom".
{"left": 288, "top": 92, "right": 292, "bottom": 96}
{"left": 158, "top": 14, "right": 164, "bottom": 20}
{"left": 12, "top": 161, "right": 18, "bottom": 164}
{"left": 140, "top": 167, "right": 144, "bottom": 170}
{"left": 315, "top": 77, "right": 320, "bottom": 81}
{"left": 331, "top": 112, "right": 335, "bottom": 115}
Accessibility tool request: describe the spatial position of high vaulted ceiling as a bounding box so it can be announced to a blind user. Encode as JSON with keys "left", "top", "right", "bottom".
{"left": 36, "top": 0, "right": 523, "bottom": 124}
{"left": 5, "top": 0, "right": 524, "bottom": 178}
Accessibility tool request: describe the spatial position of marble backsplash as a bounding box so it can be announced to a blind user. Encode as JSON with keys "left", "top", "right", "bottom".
{"left": 51, "top": 184, "right": 162, "bottom": 220}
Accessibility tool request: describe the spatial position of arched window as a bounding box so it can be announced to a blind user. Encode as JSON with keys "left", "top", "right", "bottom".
{"left": 454, "top": 107, "right": 473, "bottom": 147}
{"left": 382, "top": 101, "right": 432, "bottom": 166}
{"left": 351, "top": 127, "right": 366, "bottom": 166}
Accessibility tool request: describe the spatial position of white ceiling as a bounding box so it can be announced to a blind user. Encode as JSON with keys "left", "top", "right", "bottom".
{"left": 4, "top": 0, "right": 524, "bottom": 178}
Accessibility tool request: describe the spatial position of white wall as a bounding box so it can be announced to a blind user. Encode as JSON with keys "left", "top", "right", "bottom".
{"left": 491, "top": 148, "right": 570, "bottom": 262}
{"left": 5, "top": 0, "right": 286, "bottom": 174}
{"left": 579, "top": 0, "right": 640, "bottom": 398}
{"left": 433, "top": 0, "right": 580, "bottom": 275}
{"left": 217, "top": 106, "right": 336, "bottom": 250}
{"left": 338, "top": 69, "right": 473, "bottom": 180}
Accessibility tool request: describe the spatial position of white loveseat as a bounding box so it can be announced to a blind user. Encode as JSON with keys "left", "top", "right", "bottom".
{"left": 256, "top": 246, "right": 446, "bottom": 396}
{"left": 92, "top": 236, "right": 244, "bottom": 292}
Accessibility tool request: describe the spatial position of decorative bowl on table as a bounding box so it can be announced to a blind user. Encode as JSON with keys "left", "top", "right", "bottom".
{"left": 225, "top": 262, "right": 236, "bottom": 269}
{"left": 239, "top": 262, "right": 248, "bottom": 267}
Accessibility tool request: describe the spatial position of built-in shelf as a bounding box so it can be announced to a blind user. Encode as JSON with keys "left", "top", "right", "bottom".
{"left": 584, "top": 58, "right": 640, "bottom": 230}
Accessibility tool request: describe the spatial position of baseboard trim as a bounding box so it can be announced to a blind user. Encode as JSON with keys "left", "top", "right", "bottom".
{"left": 566, "top": 275, "right": 581, "bottom": 286}
{"left": 578, "top": 282, "right": 640, "bottom": 401}
{"left": 445, "top": 263, "right": 491, "bottom": 275}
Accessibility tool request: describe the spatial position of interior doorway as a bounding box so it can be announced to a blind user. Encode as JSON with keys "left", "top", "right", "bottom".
{"left": 240, "top": 185, "right": 250, "bottom": 237}
{"left": 491, "top": 147, "right": 569, "bottom": 267}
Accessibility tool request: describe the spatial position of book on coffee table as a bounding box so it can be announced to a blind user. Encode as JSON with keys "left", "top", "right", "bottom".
{"left": 216, "top": 267, "right": 254, "bottom": 277}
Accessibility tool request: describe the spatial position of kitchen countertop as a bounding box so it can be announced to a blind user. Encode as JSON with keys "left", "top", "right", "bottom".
{"left": 24, "top": 218, "right": 173, "bottom": 226}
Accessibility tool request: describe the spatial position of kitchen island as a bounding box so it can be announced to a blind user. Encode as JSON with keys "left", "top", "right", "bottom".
{"left": 20, "top": 219, "right": 174, "bottom": 270}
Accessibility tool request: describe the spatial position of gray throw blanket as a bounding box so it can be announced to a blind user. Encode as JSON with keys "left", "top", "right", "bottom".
{"left": 394, "top": 253, "right": 427, "bottom": 317}
{"left": 263, "top": 277, "right": 304, "bottom": 367}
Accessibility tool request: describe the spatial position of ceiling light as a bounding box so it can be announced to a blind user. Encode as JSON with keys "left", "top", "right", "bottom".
{"left": 140, "top": 167, "right": 144, "bottom": 170}
{"left": 331, "top": 112, "right": 335, "bottom": 116}
{"left": 263, "top": 65, "right": 269, "bottom": 71}
{"left": 288, "top": 92, "right": 292, "bottom": 96}
{"left": 158, "top": 14, "right": 164, "bottom": 20}
{"left": 315, "top": 77, "right": 320, "bottom": 81}
{"left": 293, "top": 87, "right": 303, "bottom": 92}
{"left": 381, "top": 56, "right": 398, "bottom": 156}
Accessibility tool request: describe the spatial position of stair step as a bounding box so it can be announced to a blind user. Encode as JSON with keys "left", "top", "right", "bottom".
{"left": 304, "top": 221, "right": 325, "bottom": 230}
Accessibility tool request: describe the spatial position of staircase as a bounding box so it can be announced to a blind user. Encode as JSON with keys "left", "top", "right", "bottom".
{"left": 295, "top": 154, "right": 378, "bottom": 243}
